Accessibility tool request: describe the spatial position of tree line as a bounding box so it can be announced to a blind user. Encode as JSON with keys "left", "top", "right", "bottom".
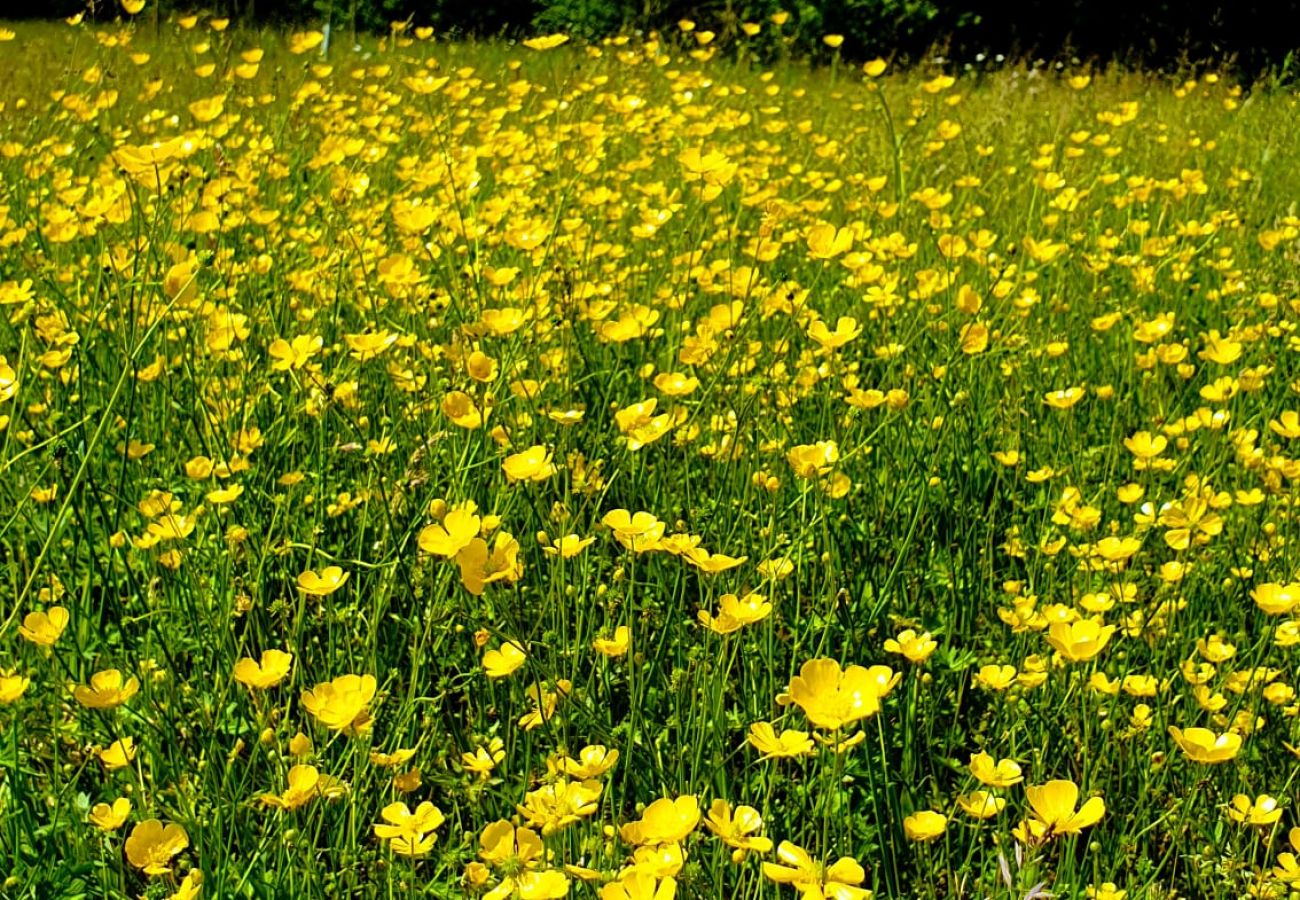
{"left": 14, "top": 0, "right": 1298, "bottom": 77}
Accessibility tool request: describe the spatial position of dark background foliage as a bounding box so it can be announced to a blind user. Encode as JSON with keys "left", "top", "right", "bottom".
{"left": 2, "top": 0, "right": 1297, "bottom": 76}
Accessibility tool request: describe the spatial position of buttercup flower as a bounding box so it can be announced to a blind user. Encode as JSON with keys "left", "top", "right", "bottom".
{"left": 0, "top": 669, "right": 31, "bottom": 704}
{"left": 903, "top": 810, "right": 948, "bottom": 841}
{"left": 19, "top": 606, "right": 69, "bottom": 645}
{"left": 1014, "top": 780, "right": 1105, "bottom": 843}
{"left": 1168, "top": 726, "right": 1242, "bottom": 763}
{"left": 259, "top": 764, "right": 347, "bottom": 810}
{"left": 90, "top": 797, "right": 131, "bottom": 831}
{"left": 620, "top": 795, "right": 700, "bottom": 846}
{"left": 762, "top": 841, "right": 871, "bottom": 898}
{"left": 74, "top": 669, "right": 140, "bottom": 709}
{"left": 233, "top": 649, "right": 293, "bottom": 689}
{"left": 786, "top": 658, "right": 897, "bottom": 730}
{"left": 125, "top": 819, "right": 189, "bottom": 875}
{"left": 296, "top": 566, "right": 349, "bottom": 596}
{"left": 300, "top": 674, "right": 377, "bottom": 735}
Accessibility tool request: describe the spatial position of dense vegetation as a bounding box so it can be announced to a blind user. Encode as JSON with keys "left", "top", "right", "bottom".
{"left": 6, "top": 0, "right": 1300, "bottom": 75}
{"left": 3, "top": 10, "right": 1300, "bottom": 900}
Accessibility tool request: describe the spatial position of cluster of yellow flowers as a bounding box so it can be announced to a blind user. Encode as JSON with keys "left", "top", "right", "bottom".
{"left": 3, "top": 6, "right": 1300, "bottom": 899}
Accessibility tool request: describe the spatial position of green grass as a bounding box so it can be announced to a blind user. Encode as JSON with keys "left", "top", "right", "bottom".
{"left": 2, "top": 13, "right": 1300, "bottom": 900}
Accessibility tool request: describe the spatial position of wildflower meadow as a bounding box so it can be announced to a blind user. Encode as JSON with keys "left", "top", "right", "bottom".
{"left": 2, "top": 9, "right": 1300, "bottom": 900}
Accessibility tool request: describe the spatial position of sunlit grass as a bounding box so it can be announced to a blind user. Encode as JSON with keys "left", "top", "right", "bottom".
{"left": 2, "top": 12, "right": 1300, "bottom": 900}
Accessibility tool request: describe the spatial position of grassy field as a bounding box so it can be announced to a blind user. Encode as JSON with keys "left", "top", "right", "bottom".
{"left": 2, "top": 11, "right": 1300, "bottom": 900}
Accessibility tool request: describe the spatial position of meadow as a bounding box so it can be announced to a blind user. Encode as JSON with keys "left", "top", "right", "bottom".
{"left": 1, "top": 10, "right": 1300, "bottom": 899}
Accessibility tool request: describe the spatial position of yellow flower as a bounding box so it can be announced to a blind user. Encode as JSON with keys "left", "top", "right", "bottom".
{"left": 393, "top": 769, "right": 422, "bottom": 793}
{"left": 516, "top": 777, "right": 602, "bottom": 834}
{"left": 758, "top": 558, "right": 795, "bottom": 580}
{"left": 787, "top": 658, "right": 897, "bottom": 730}
{"left": 523, "top": 33, "right": 570, "bottom": 50}
{"left": 1252, "top": 582, "right": 1299, "bottom": 616}
{"left": 1123, "top": 431, "right": 1167, "bottom": 459}
{"left": 1086, "top": 882, "right": 1127, "bottom": 899}
{"left": 233, "top": 649, "right": 293, "bottom": 689}
{"left": 463, "top": 738, "right": 506, "bottom": 779}
{"left": 704, "top": 799, "right": 773, "bottom": 858}
{"left": 187, "top": 95, "right": 225, "bottom": 123}
{"left": 593, "top": 626, "right": 631, "bottom": 658}
{"left": 370, "top": 747, "right": 417, "bottom": 768}
{"left": 18, "top": 606, "right": 69, "bottom": 645}
{"left": 296, "top": 566, "right": 349, "bottom": 597}
{"left": 0, "top": 354, "right": 18, "bottom": 402}
{"left": 544, "top": 534, "right": 596, "bottom": 559}
{"left": 823, "top": 34, "right": 844, "bottom": 48}
{"left": 863, "top": 58, "right": 888, "bottom": 77}
{"left": 807, "top": 316, "right": 861, "bottom": 350}
{"left": 602, "top": 509, "right": 665, "bottom": 552}
{"left": 300, "top": 674, "right": 377, "bottom": 735}
{"left": 562, "top": 745, "right": 619, "bottom": 779}
{"left": 762, "top": 841, "right": 870, "bottom": 898}
{"left": 121, "top": 0, "right": 146, "bottom": 15}
{"left": 374, "top": 800, "right": 445, "bottom": 852}
{"left": 681, "top": 547, "right": 748, "bottom": 574}
{"left": 1275, "top": 829, "right": 1300, "bottom": 882}
{"left": 169, "top": 870, "right": 203, "bottom": 900}
{"left": 344, "top": 331, "right": 397, "bottom": 361}
{"left": 884, "top": 629, "right": 938, "bottom": 664}
{"left": 1227, "top": 793, "right": 1282, "bottom": 826}
{"left": 503, "top": 445, "right": 557, "bottom": 483}
{"left": 288, "top": 30, "right": 324, "bottom": 53}
{"left": 1167, "top": 725, "right": 1242, "bottom": 763}
{"left": 1043, "top": 387, "right": 1085, "bottom": 409}
{"left": 787, "top": 441, "right": 839, "bottom": 478}
{"left": 288, "top": 731, "right": 313, "bottom": 758}
{"left": 902, "top": 810, "right": 947, "bottom": 841}
{"left": 956, "top": 791, "right": 1006, "bottom": 819}
{"left": 442, "top": 391, "right": 488, "bottom": 429}
{"left": 620, "top": 795, "right": 700, "bottom": 846}
{"left": 74, "top": 669, "right": 140, "bottom": 709}
{"left": 1093, "top": 536, "right": 1141, "bottom": 564}
{"left": 698, "top": 592, "right": 771, "bottom": 635}
{"left": 206, "top": 484, "right": 243, "bottom": 504}
{"left": 1268, "top": 410, "right": 1300, "bottom": 439}
{"left": 975, "top": 664, "right": 1018, "bottom": 691}
{"left": 806, "top": 222, "right": 853, "bottom": 259}
{"left": 959, "top": 321, "right": 989, "bottom": 354}
{"left": 1129, "top": 704, "right": 1154, "bottom": 730}
{"left": 0, "top": 669, "right": 31, "bottom": 704}
{"left": 815, "top": 729, "right": 866, "bottom": 755}
{"left": 479, "top": 819, "right": 545, "bottom": 870}
{"left": 501, "top": 870, "right": 571, "bottom": 898}
{"left": 599, "top": 872, "right": 677, "bottom": 900}
{"left": 419, "top": 506, "right": 481, "bottom": 557}
{"left": 125, "top": 819, "right": 189, "bottom": 875}
{"left": 653, "top": 372, "right": 699, "bottom": 396}
{"left": 483, "top": 642, "right": 527, "bottom": 678}
{"left": 268, "top": 334, "right": 322, "bottom": 371}
{"left": 1015, "top": 780, "right": 1105, "bottom": 843}
{"left": 99, "top": 737, "right": 137, "bottom": 770}
{"left": 456, "top": 532, "right": 524, "bottom": 595}
{"left": 968, "top": 751, "right": 1023, "bottom": 787}
{"left": 1044, "top": 617, "right": 1116, "bottom": 662}
{"left": 260, "top": 764, "right": 347, "bottom": 810}
{"left": 747, "top": 722, "right": 815, "bottom": 759}
{"left": 90, "top": 797, "right": 131, "bottom": 831}
{"left": 630, "top": 841, "right": 684, "bottom": 878}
